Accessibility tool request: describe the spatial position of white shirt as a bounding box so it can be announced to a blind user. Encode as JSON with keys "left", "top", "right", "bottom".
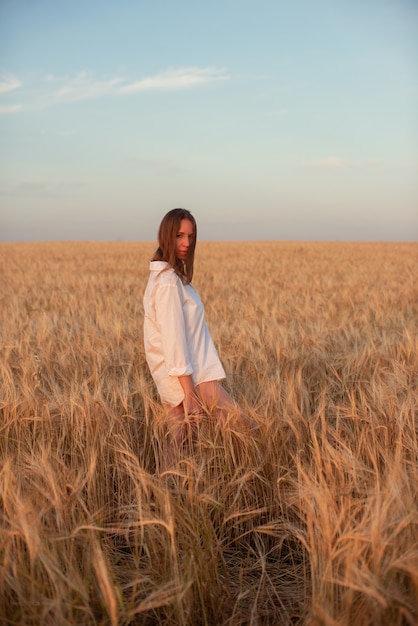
{"left": 143, "top": 261, "right": 226, "bottom": 407}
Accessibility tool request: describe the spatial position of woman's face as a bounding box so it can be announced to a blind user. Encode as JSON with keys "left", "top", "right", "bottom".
{"left": 176, "top": 219, "right": 194, "bottom": 260}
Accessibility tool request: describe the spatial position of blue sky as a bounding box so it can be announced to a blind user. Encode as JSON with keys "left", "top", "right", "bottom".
{"left": 1, "top": 0, "right": 417, "bottom": 241}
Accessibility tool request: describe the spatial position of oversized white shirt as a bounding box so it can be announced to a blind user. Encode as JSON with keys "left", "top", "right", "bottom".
{"left": 143, "top": 261, "right": 226, "bottom": 406}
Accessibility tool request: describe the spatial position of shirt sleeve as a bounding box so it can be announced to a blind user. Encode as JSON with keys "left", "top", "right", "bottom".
{"left": 154, "top": 279, "right": 193, "bottom": 377}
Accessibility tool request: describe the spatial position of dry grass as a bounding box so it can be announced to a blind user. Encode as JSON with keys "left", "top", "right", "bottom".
{"left": 0, "top": 240, "right": 417, "bottom": 626}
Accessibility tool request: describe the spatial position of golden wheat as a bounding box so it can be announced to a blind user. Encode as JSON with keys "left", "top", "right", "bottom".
{"left": 0, "top": 241, "right": 417, "bottom": 625}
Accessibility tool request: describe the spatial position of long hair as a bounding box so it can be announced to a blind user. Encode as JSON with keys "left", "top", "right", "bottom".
{"left": 152, "top": 208, "right": 197, "bottom": 284}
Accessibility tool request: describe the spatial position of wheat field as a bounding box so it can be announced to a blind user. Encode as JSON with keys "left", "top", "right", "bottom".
{"left": 0, "top": 240, "right": 417, "bottom": 626}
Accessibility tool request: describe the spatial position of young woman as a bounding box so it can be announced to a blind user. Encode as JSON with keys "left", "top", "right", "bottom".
{"left": 143, "top": 208, "right": 243, "bottom": 451}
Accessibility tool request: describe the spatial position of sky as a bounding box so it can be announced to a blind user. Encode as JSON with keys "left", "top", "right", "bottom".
{"left": 0, "top": 0, "right": 417, "bottom": 242}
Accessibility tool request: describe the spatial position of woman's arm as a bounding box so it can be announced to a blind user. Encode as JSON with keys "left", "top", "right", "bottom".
{"left": 154, "top": 281, "right": 193, "bottom": 377}
{"left": 178, "top": 375, "right": 203, "bottom": 415}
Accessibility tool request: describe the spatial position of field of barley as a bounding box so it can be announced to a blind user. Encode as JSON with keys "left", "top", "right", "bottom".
{"left": 0, "top": 240, "right": 417, "bottom": 626}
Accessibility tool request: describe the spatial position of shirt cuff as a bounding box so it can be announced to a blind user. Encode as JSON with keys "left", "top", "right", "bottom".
{"left": 168, "top": 365, "right": 193, "bottom": 377}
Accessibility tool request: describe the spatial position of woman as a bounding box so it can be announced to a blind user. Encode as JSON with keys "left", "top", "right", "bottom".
{"left": 143, "top": 208, "right": 243, "bottom": 451}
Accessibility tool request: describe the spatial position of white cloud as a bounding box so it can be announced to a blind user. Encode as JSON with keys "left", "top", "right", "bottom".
{"left": 0, "top": 75, "right": 22, "bottom": 93}
{"left": 0, "top": 104, "right": 23, "bottom": 114}
{"left": 45, "top": 67, "right": 229, "bottom": 105}
{"left": 52, "top": 71, "right": 125, "bottom": 103}
{"left": 0, "top": 67, "right": 230, "bottom": 111}
{"left": 304, "top": 156, "right": 350, "bottom": 169}
{"left": 0, "top": 74, "right": 22, "bottom": 114}
{"left": 121, "top": 67, "right": 229, "bottom": 93}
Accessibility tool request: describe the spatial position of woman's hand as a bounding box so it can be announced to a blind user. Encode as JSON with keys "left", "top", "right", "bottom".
{"left": 184, "top": 392, "right": 203, "bottom": 418}
{"left": 178, "top": 375, "right": 204, "bottom": 417}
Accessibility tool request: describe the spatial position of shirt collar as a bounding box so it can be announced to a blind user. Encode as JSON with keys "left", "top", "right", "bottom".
{"left": 149, "top": 261, "right": 171, "bottom": 271}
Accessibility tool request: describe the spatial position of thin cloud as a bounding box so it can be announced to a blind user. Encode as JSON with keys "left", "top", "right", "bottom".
{"left": 0, "top": 104, "right": 23, "bottom": 114}
{"left": 266, "top": 108, "right": 288, "bottom": 116}
{"left": 304, "top": 156, "right": 350, "bottom": 170}
{"left": 40, "top": 128, "right": 76, "bottom": 136}
{"left": 127, "top": 155, "right": 183, "bottom": 175}
{"left": 364, "top": 158, "right": 380, "bottom": 166}
{"left": 20, "top": 179, "right": 52, "bottom": 192}
{"left": 303, "top": 157, "right": 382, "bottom": 170}
{"left": 121, "top": 67, "right": 229, "bottom": 93}
{"left": 53, "top": 71, "right": 125, "bottom": 103}
{"left": 15, "top": 177, "right": 94, "bottom": 196}
{"left": 47, "top": 67, "right": 229, "bottom": 105}
{"left": 0, "top": 75, "right": 22, "bottom": 93}
{"left": 0, "top": 66, "right": 230, "bottom": 112}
